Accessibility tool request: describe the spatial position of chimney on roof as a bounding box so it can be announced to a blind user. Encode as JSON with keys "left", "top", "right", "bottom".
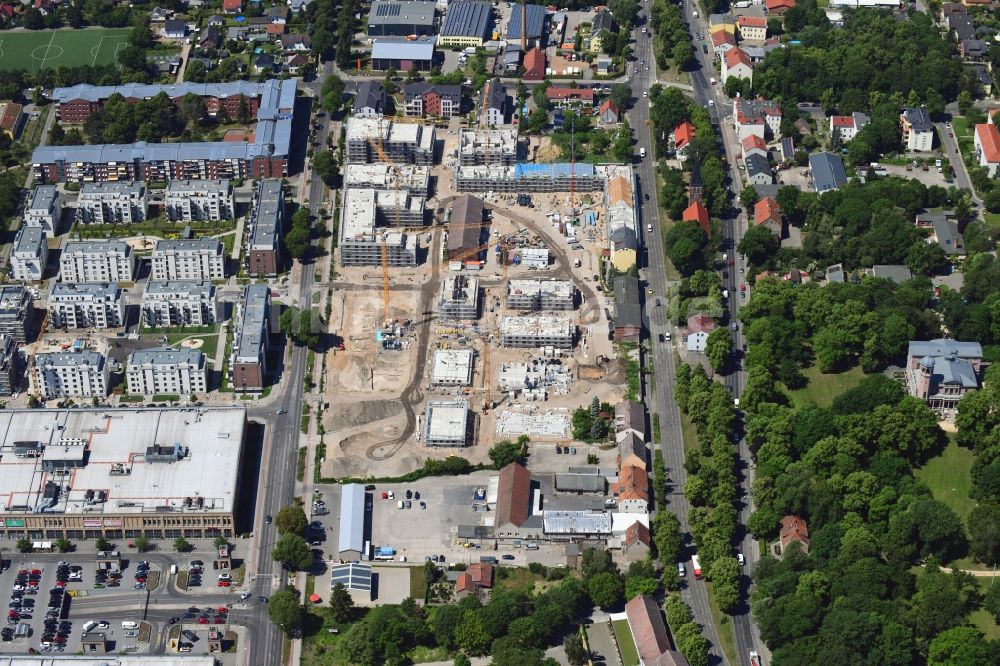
{"left": 521, "top": 2, "right": 526, "bottom": 52}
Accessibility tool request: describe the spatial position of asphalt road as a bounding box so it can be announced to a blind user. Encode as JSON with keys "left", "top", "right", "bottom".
{"left": 633, "top": 4, "right": 764, "bottom": 665}
{"left": 241, "top": 89, "right": 331, "bottom": 665}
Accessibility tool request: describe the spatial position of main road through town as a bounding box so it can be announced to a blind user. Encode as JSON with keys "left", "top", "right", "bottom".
{"left": 631, "top": 4, "right": 764, "bottom": 665}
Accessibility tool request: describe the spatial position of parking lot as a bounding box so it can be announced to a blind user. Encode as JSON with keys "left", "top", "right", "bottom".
{"left": 0, "top": 554, "right": 157, "bottom": 654}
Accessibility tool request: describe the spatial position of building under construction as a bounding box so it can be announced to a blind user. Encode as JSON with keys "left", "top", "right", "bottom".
{"left": 345, "top": 117, "right": 436, "bottom": 165}
{"left": 500, "top": 316, "right": 575, "bottom": 348}
{"left": 338, "top": 188, "right": 418, "bottom": 267}
{"left": 343, "top": 163, "right": 431, "bottom": 196}
{"left": 455, "top": 163, "right": 604, "bottom": 193}
{"left": 438, "top": 275, "right": 480, "bottom": 320}
{"left": 507, "top": 279, "right": 576, "bottom": 311}
{"left": 459, "top": 129, "right": 520, "bottom": 166}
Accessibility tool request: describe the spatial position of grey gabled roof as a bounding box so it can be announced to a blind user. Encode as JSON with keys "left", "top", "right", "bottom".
{"left": 610, "top": 225, "right": 637, "bottom": 251}
{"left": 164, "top": 19, "right": 187, "bottom": 33}
{"left": 353, "top": 80, "right": 385, "bottom": 113}
{"left": 371, "top": 39, "right": 435, "bottom": 61}
{"left": 403, "top": 83, "right": 461, "bottom": 104}
{"left": 745, "top": 153, "right": 771, "bottom": 178}
{"left": 909, "top": 339, "right": 983, "bottom": 359}
{"left": 482, "top": 78, "right": 505, "bottom": 111}
{"left": 613, "top": 275, "right": 642, "bottom": 329}
{"left": 902, "top": 107, "right": 933, "bottom": 133}
{"left": 870, "top": 264, "right": 912, "bottom": 283}
{"left": 592, "top": 10, "right": 615, "bottom": 36}
{"left": 338, "top": 484, "right": 366, "bottom": 555}
{"left": 809, "top": 151, "right": 847, "bottom": 192}
{"left": 441, "top": 0, "right": 492, "bottom": 38}
{"left": 932, "top": 218, "right": 965, "bottom": 254}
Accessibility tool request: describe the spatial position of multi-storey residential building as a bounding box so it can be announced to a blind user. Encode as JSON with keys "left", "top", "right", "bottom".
{"left": 126, "top": 348, "right": 208, "bottom": 396}
{"left": 246, "top": 180, "right": 284, "bottom": 277}
{"left": 164, "top": 180, "right": 234, "bottom": 221}
{"left": 345, "top": 117, "right": 436, "bottom": 165}
{"left": 142, "top": 280, "right": 219, "bottom": 328}
{"left": 231, "top": 284, "right": 271, "bottom": 392}
{"left": 900, "top": 107, "right": 935, "bottom": 152}
{"left": 48, "top": 283, "right": 124, "bottom": 330}
{"left": 10, "top": 226, "right": 48, "bottom": 282}
{"left": 0, "top": 334, "right": 20, "bottom": 396}
{"left": 506, "top": 279, "right": 576, "bottom": 311}
{"left": 479, "top": 79, "right": 506, "bottom": 127}
{"left": 31, "top": 350, "right": 109, "bottom": 399}
{"left": 733, "top": 97, "right": 782, "bottom": 140}
{"left": 0, "top": 286, "right": 33, "bottom": 343}
{"left": 23, "top": 185, "right": 60, "bottom": 236}
{"left": 829, "top": 112, "right": 869, "bottom": 143}
{"left": 77, "top": 182, "right": 147, "bottom": 224}
{"left": 151, "top": 239, "right": 226, "bottom": 281}
{"left": 403, "top": 83, "right": 462, "bottom": 118}
{"left": 33, "top": 80, "right": 295, "bottom": 183}
{"left": 59, "top": 240, "right": 134, "bottom": 284}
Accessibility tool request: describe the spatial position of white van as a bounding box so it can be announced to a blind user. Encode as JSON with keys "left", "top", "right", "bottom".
{"left": 640, "top": 147, "right": 646, "bottom": 159}
{"left": 121, "top": 621, "right": 139, "bottom": 630}
{"left": 82, "top": 621, "right": 97, "bottom": 633}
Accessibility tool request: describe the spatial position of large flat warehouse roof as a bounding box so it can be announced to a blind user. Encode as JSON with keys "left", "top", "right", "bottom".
{"left": 0, "top": 407, "right": 246, "bottom": 516}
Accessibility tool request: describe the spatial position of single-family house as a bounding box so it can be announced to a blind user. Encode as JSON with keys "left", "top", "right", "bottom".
{"left": 207, "top": 15, "right": 225, "bottom": 26}
{"left": 709, "top": 13, "right": 736, "bottom": 34}
{"left": 682, "top": 200, "right": 711, "bottom": 237}
{"left": 975, "top": 122, "right": 1000, "bottom": 176}
{"left": 754, "top": 197, "right": 782, "bottom": 236}
{"left": 776, "top": 515, "right": 810, "bottom": 556}
{"left": 149, "top": 6, "right": 170, "bottom": 21}
{"left": 616, "top": 464, "right": 648, "bottom": 513}
{"left": 741, "top": 133, "right": 767, "bottom": 160}
{"left": 266, "top": 23, "right": 287, "bottom": 36}
{"left": 673, "top": 121, "right": 695, "bottom": 159}
{"left": 523, "top": 47, "right": 545, "bottom": 80}
{"left": 711, "top": 29, "right": 737, "bottom": 56}
{"left": 546, "top": 87, "right": 595, "bottom": 108}
{"left": 722, "top": 47, "right": 753, "bottom": 84}
{"left": 829, "top": 111, "right": 869, "bottom": 143}
{"left": 353, "top": 80, "right": 387, "bottom": 118}
{"left": 285, "top": 54, "right": 309, "bottom": 74}
{"left": 623, "top": 521, "right": 651, "bottom": 562}
{"left": 609, "top": 227, "right": 637, "bottom": 273}
{"left": 686, "top": 313, "right": 715, "bottom": 352}
{"left": 590, "top": 10, "right": 615, "bottom": 52}
{"left": 163, "top": 19, "right": 187, "bottom": 39}
{"left": 615, "top": 399, "right": 645, "bottom": 441}
{"left": 961, "top": 38, "right": 988, "bottom": 59}
{"left": 222, "top": 0, "right": 242, "bottom": 12}
{"left": 198, "top": 25, "right": 221, "bottom": 49}
{"left": 480, "top": 79, "right": 506, "bottom": 127}
{"left": 737, "top": 15, "right": 767, "bottom": 41}
{"left": 280, "top": 33, "right": 312, "bottom": 52}
{"left": 900, "top": 107, "right": 934, "bottom": 152}
{"left": 809, "top": 151, "right": 848, "bottom": 192}
{"left": 254, "top": 53, "right": 276, "bottom": 74}
{"left": 455, "top": 562, "right": 494, "bottom": 597}
{"left": 599, "top": 99, "right": 619, "bottom": 125}
{"left": 745, "top": 153, "right": 773, "bottom": 185}
{"left": 927, "top": 215, "right": 966, "bottom": 257}
{"left": 268, "top": 5, "right": 289, "bottom": 23}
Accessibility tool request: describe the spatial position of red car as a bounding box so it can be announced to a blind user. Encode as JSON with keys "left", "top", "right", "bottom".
{"left": 54, "top": 582, "right": 65, "bottom": 588}
{"left": 134, "top": 577, "right": 147, "bottom": 583}
{"left": 16, "top": 570, "right": 26, "bottom": 576}
{"left": 26, "top": 581, "right": 38, "bottom": 588}
{"left": 216, "top": 607, "right": 227, "bottom": 614}
{"left": 197, "top": 617, "right": 209, "bottom": 625}
{"left": 30, "top": 570, "right": 40, "bottom": 576}
{"left": 213, "top": 617, "right": 225, "bottom": 624}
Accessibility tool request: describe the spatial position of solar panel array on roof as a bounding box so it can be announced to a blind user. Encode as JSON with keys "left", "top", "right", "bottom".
{"left": 376, "top": 2, "right": 400, "bottom": 15}
{"left": 441, "top": 0, "right": 492, "bottom": 38}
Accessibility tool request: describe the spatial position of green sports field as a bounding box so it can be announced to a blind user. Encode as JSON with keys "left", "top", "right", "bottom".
{"left": 0, "top": 28, "right": 131, "bottom": 72}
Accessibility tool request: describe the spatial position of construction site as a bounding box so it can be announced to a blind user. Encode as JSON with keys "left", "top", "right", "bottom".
{"left": 322, "top": 115, "right": 639, "bottom": 480}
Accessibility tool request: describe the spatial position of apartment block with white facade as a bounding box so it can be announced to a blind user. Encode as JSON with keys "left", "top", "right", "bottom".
{"left": 142, "top": 280, "right": 219, "bottom": 328}
{"left": 165, "top": 179, "right": 235, "bottom": 221}
{"left": 23, "top": 184, "right": 61, "bottom": 236}
{"left": 59, "top": 240, "right": 134, "bottom": 283}
{"left": 126, "top": 347, "right": 208, "bottom": 396}
{"left": 48, "top": 283, "right": 123, "bottom": 330}
{"left": 10, "top": 225, "right": 48, "bottom": 282}
{"left": 31, "top": 350, "right": 109, "bottom": 399}
{"left": 77, "top": 181, "right": 147, "bottom": 224}
{"left": 150, "top": 238, "right": 226, "bottom": 281}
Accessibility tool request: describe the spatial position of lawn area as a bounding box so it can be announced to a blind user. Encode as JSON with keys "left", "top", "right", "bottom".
{"left": 409, "top": 564, "right": 427, "bottom": 600}
{"left": 0, "top": 28, "right": 131, "bottom": 71}
{"left": 301, "top": 607, "right": 351, "bottom": 666}
{"left": 705, "top": 581, "right": 739, "bottom": 666}
{"left": 495, "top": 567, "right": 547, "bottom": 594}
{"left": 916, "top": 438, "right": 976, "bottom": 523}
{"left": 680, "top": 413, "right": 699, "bottom": 456}
{"left": 786, "top": 365, "right": 866, "bottom": 408}
{"left": 612, "top": 619, "right": 640, "bottom": 666}
{"left": 970, "top": 609, "right": 1000, "bottom": 641}
{"left": 985, "top": 212, "right": 1000, "bottom": 232}
{"left": 163, "top": 332, "right": 220, "bottom": 364}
